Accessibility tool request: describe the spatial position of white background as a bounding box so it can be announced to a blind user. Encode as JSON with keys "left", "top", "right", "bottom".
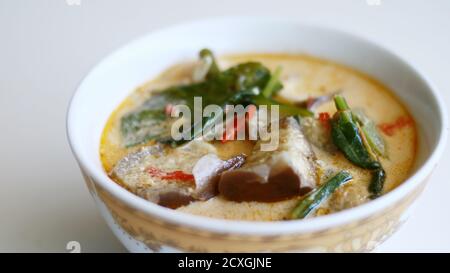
{"left": 1, "top": 0, "right": 449, "bottom": 252}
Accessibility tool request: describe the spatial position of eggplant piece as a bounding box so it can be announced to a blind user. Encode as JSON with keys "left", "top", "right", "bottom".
{"left": 295, "top": 92, "right": 338, "bottom": 111}
{"left": 110, "top": 141, "right": 216, "bottom": 208}
{"left": 110, "top": 140, "right": 246, "bottom": 208}
{"left": 300, "top": 116, "right": 336, "bottom": 153}
{"left": 218, "top": 117, "right": 317, "bottom": 202}
{"left": 219, "top": 160, "right": 312, "bottom": 202}
{"left": 156, "top": 192, "right": 196, "bottom": 209}
{"left": 192, "top": 153, "right": 246, "bottom": 200}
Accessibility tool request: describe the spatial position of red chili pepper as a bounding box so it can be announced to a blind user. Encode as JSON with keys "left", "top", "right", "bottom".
{"left": 378, "top": 116, "right": 413, "bottom": 136}
{"left": 146, "top": 166, "right": 194, "bottom": 182}
{"left": 165, "top": 104, "right": 174, "bottom": 116}
{"left": 161, "top": 171, "right": 195, "bottom": 181}
{"left": 221, "top": 105, "right": 257, "bottom": 143}
{"left": 221, "top": 115, "right": 237, "bottom": 143}
{"left": 147, "top": 166, "right": 164, "bottom": 177}
{"left": 318, "top": 112, "right": 331, "bottom": 131}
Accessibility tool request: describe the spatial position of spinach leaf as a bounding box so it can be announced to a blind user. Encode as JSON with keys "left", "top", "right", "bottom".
{"left": 352, "top": 108, "right": 388, "bottom": 158}
{"left": 331, "top": 95, "right": 386, "bottom": 198}
{"left": 121, "top": 61, "right": 271, "bottom": 147}
{"left": 120, "top": 49, "right": 311, "bottom": 147}
{"left": 121, "top": 109, "right": 171, "bottom": 147}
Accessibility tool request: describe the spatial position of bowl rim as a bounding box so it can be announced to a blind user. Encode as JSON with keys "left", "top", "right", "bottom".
{"left": 67, "top": 16, "right": 448, "bottom": 235}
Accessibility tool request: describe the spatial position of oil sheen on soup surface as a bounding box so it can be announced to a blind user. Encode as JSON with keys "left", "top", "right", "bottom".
{"left": 100, "top": 53, "right": 417, "bottom": 221}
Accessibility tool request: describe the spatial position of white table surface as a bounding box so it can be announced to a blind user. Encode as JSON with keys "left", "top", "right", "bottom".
{"left": 1, "top": 0, "right": 449, "bottom": 252}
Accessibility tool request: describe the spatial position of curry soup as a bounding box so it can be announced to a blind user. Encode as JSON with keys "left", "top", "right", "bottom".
{"left": 100, "top": 52, "right": 416, "bottom": 221}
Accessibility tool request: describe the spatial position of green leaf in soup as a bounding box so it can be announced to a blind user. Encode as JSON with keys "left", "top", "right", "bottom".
{"left": 331, "top": 95, "right": 387, "bottom": 199}
{"left": 120, "top": 61, "right": 272, "bottom": 147}
{"left": 192, "top": 49, "right": 220, "bottom": 82}
{"left": 253, "top": 95, "right": 313, "bottom": 117}
{"left": 162, "top": 61, "right": 271, "bottom": 108}
{"left": 352, "top": 108, "right": 388, "bottom": 158}
{"left": 368, "top": 168, "right": 386, "bottom": 199}
{"left": 120, "top": 109, "right": 171, "bottom": 147}
{"left": 199, "top": 48, "right": 220, "bottom": 80}
{"left": 290, "top": 171, "right": 353, "bottom": 219}
{"left": 331, "top": 95, "right": 381, "bottom": 170}
{"left": 331, "top": 110, "right": 380, "bottom": 170}
{"left": 223, "top": 62, "right": 271, "bottom": 91}
{"left": 119, "top": 48, "right": 313, "bottom": 148}
{"left": 261, "top": 66, "right": 283, "bottom": 98}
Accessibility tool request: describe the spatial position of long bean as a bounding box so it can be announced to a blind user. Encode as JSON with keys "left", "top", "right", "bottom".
{"left": 290, "top": 171, "right": 353, "bottom": 219}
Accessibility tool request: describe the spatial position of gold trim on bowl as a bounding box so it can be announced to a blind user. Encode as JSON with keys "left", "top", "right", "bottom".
{"left": 84, "top": 172, "right": 427, "bottom": 252}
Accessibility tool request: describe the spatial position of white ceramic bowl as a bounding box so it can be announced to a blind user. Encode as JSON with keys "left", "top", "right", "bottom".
{"left": 67, "top": 17, "right": 448, "bottom": 252}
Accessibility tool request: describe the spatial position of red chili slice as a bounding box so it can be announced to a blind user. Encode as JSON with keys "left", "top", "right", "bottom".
{"left": 221, "top": 105, "right": 257, "bottom": 143}
{"left": 378, "top": 116, "right": 413, "bottom": 136}
{"left": 165, "top": 104, "right": 174, "bottom": 116}
{"left": 221, "top": 115, "right": 238, "bottom": 143}
{"left": 161, "top": 171, "right": 195, "bottom": 181}
{"left": 318, "top": 112, "right": 331, "bottom": 131}
{"left": 146, "top": 166, "right": 194, "bottom": 182}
